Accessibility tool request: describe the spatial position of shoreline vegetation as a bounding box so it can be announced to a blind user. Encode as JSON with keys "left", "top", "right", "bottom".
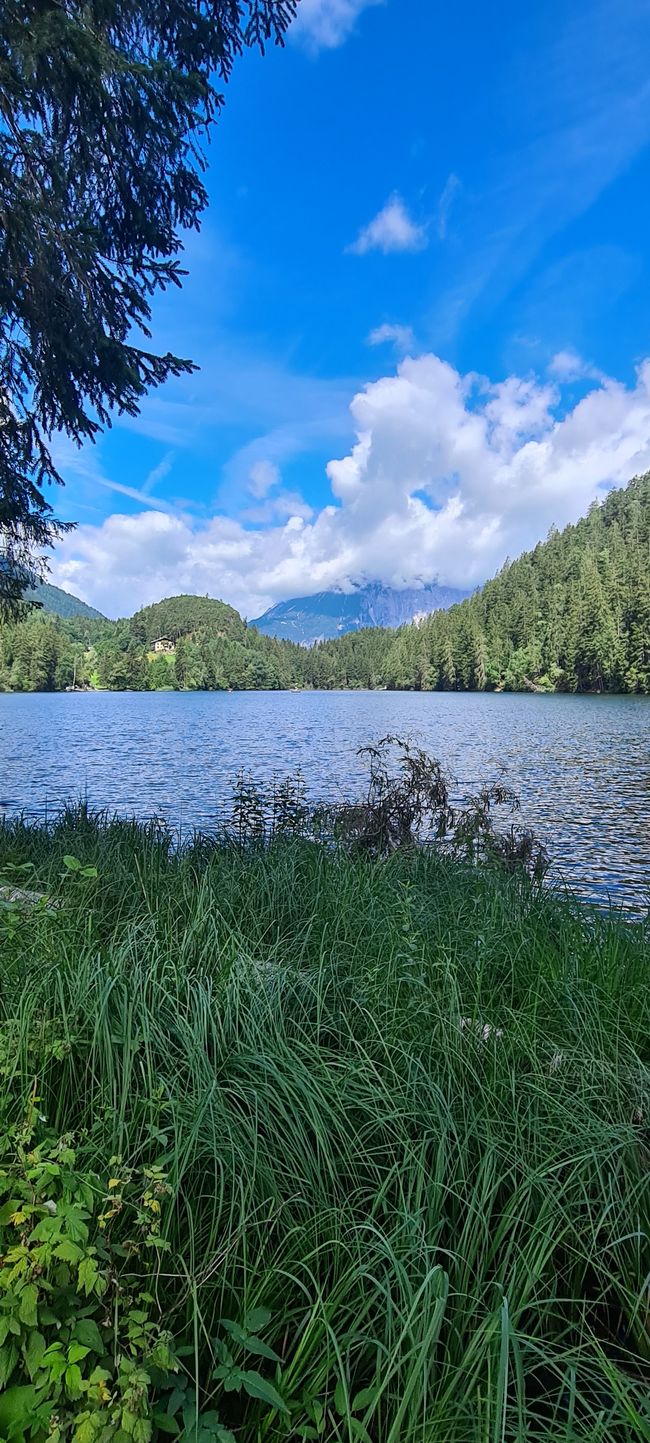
{"left": 2, "top": 473, "right": 650, "bottom": 697}
{"left": 0, "top": 746, "right": 649, "bottom": 1440}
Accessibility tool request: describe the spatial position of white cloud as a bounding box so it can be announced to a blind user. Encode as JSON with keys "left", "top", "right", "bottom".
{"left": 291, "top": 0, "right": 382, "bottom": 51}
{"left": 367, "top": 323, "right": 415, "bottom": 355}
{"left": 347, "top": 195, "right": 427, "bottom": 256}
{"left": 50, "top": 354, "right": 650, "bottom": 618}
{"left": 143, "top": 451, "right": 175, "bottom": 493}
{"left": 243, "top": 491, "right": 314, "bottom": 525}
{"left": 248, "top": 459, "right": 281, "bottom": 498}
{"left": 437, "top": 173, "right": 461, "bottom": 239}
{"left": 49, "top": 435, "right": 179, "bottom": 517}
{"left": 547, "top": 349, "right": 604, "bottom": 383}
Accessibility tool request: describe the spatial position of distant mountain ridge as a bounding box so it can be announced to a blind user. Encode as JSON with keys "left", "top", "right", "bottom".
{"left": 250, "top": 581, "right": 468, "bottom": 644}
{"left": 27, "top": 581, "right": 105, "bottom": 620}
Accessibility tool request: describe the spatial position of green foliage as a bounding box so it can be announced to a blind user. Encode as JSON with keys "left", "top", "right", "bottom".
{"left": 0, "top": 1104, "right": 178, "bottom": 1442}
{"left": 132, "top": 597, "right": 245, "bottom": 647}
{"left": 0, "top": 1106, "right": 299, "bottom": 1441}
{"left": 0, "top": 0, "right": 296, "bottom": 610}
{"left": 406, "top": 472, "right": 650, "bottom": 694}
{"left": 0, "top": 800, "right": 648, "bottom": 1440}
{"left": 24, "top": 585, "right": 105, "bottom": 623}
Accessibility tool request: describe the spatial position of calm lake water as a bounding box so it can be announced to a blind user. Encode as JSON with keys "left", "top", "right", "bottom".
{"left": 1, "top": 689, "right": 649, "bottom": 910}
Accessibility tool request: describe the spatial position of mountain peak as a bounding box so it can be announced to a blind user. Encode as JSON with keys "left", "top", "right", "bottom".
{"left": 250, "top": 581, "right": 467, "bottom": 645}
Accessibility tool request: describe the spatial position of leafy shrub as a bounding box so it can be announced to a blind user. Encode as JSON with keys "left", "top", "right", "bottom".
{"left": 0, "top": 1098, "right": 307, "bottom": 1443}
{"left": 226, "top": 737, "right": 549, "bottom": 880}
{"left": 0, "top": 1099, "right": 176, "bottom": 1442}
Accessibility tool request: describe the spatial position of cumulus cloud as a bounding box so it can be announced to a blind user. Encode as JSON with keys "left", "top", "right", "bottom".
{"left": 367, "top": 323, "right": 415, "bottom": 355}
{"left": 547, "top": 349, "right": 604, "bottom": 383}
{"left": 50, "top": 355, "right": 650, "bottom": 618}
{"left": 347, "top": 195, "right": 427, "bottom": 255}
{"left": 291, "top": 0, "right": 381, "bottom": 51}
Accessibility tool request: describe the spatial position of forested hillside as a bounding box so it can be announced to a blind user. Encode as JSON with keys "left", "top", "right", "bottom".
{"left": 25, "top": 581, "right": 106, "bottom": 620}
{"left": 1, "top": 474, "right": 649, "bottom": 694}
{"left": 0, "top": 594, "right": 307, "bottom": 693}
{"left": 130, "top": 594, "right": 244, "bottom": 644}
{"left": 388, "top": 470, "right": 650, "bottom": 694}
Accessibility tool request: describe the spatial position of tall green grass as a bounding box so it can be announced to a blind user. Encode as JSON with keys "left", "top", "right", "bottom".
{"left": 1, "top": 808, "right": 648, "bottom": 1441}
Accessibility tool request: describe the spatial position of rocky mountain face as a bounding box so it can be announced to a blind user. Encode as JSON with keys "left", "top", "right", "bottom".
{"left": 250, "top": 581, "right": 468, "bottom": 644}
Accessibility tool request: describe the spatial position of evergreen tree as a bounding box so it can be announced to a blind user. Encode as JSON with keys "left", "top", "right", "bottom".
{"left": 0, "top": 0, "right": 296, "bottom": 606}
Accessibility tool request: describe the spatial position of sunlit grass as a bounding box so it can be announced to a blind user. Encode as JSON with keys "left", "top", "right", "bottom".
{"left": 0, "top": 807, "right": 648, "bottom": 1440}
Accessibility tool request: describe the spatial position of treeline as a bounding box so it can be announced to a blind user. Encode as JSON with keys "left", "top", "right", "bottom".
{"left": 2, "top": 473, "right": 649, "bottom": 694}
{"left": 0, "top": 607, "right": 307, "bottom": 693}
{"left": 402, "top": 470, "right": 650, "bottom": 695}
{"left": 299, "top": 472, "right": 650, "bottom": 694}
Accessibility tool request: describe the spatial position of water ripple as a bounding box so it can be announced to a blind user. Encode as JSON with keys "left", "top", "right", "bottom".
{"left": 1, "top": 690, "right": 649, "bottom": 911}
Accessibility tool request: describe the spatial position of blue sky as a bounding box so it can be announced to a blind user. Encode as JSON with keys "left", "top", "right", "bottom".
{"left": 51, "top": 0, "right": 650, "bottom": 617}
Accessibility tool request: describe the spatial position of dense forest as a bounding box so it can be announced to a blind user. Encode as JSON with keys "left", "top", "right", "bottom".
{"left": 2, "top": 473, "right": 649, "bottom": 695}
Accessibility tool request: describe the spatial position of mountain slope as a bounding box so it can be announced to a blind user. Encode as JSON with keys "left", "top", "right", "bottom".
{"left": 251, "top": 581, "right": 468, "bottom": 644}
{"left": 129, "top": 594, "right": 245, "bottom": 644}
{"left": 27, "top": 581, "right": 105, "bottom": 620}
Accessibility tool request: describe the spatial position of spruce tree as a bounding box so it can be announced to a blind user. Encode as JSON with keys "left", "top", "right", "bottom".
{"left": 0, "top": 0, "right": 296, "bottom": 609}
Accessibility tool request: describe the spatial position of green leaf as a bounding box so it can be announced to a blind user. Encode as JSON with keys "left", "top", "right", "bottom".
{"left": 243, "top": 1307, "right": 272, "bottom": 1333}
{"left": 68, "top": 1342, "right": 90, "bottom": 1365}
{"left": 54, "top": 1238, "right": 83, "bottom": 1264}
{"left": 0, "top": 1199, "right": 24, "bottom": 1226}
{"left": 152, "top": 1414, "right": 180, "bottom": 1436}
{"left": 65, "top": 1361, "right": 83, "bottom": 1396}
{"left": 22, "top": 1329, "right": 46, "bottom": 1380}
{"left": 221, "top": 1320, "right": 280, "bottom": 1362}
{"left": 0, "top": 1341, "right": 19, "bottom": 1389}
{"left": 348, "top": 1420, "right": 372, "bottom": 1443}
{"left": 73, "top": 1318, "right": 105, "bottom": 1354}
{"left": 29, "top": 1214, "right": 61, "bottom": 1242}
{"left": 63, "top": 855, "right": 82, "bottom": 871}
{"left": 213, "top": 1341, "right": 235, "bottom": 1369}
{"left": 334, "top": 1380, "right": 347, "bottom": 1417}
{"left": 0, "top": 1383, "right": 38, "bottom": 1434}
{"left": 242, "top": 1335, "right": 281, "bottom": 1362}
{"left": 78, "top": 1256, "right": 105, "bottom": 1296}
{"left": 183, "top": 1411, "right": 234, "bottom": 1443}
{"left": 76, "top": 1422, "right": 97, "bottom": 1443}
{"left": 211, "top": 1363, "right": 242, "bottom": 1393}
{"left": 18, "top": 1282, "right": 39, "bottom": 1327}
{"left": 239, "top": 1370, "right": 289, "bottom": 1414}
{"left": 166, "top": 1385, "right": 188, "bottom": 1416}
{"left": 351, "top": 1386, "right": 380, "bottom": 1412}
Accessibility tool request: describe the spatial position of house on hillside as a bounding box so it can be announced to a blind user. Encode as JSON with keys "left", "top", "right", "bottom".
{"left": 152, "top": 636, "right": 174, "bottom": 654}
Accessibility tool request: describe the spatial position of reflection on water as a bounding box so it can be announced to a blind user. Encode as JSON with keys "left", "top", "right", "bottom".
{"left": 1, "top": 690, "right": 649, "bottom": 911}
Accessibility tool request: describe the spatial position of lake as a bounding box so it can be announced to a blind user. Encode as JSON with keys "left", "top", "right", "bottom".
{"left": 1, "top": 689, "right": 649, "bottom": 910}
